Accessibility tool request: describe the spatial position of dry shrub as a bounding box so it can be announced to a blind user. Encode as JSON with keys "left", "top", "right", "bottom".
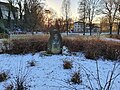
{"left": 4, "top": 84, "right": 13, "bottom": 90}
{"left": 0, "top": 72, "right": 8, "bottom": 82}
{"left": 63, "top": 37, "right": 86, "bottom": 52}
{"left": 71, "top": 72, "right": 82, "bottom": 84}
{"left": 63, "top": 37, "right": 120, "bottom": 60}
{"left": 63, "top": 61, "right": 73, "bottom": 69}
{"left": 7, "top": 36, "right": 48, "bottom": 54}
{"left": 0, "top": 33, "right": 9, "bottom": 39}
{"left": 2, "top": 35, "right": 120, "bottom": 60}
{"left": 84, "top": 39, "right": 120, "bottom": 60}
{"left": 84, "top": 39, "right": 107, "bottom": 59}
{"left": 105, "top": 43, "right": 120, "bottom": 60}
{"left": 12, "top": 63, "right": 31, "bottom": 90}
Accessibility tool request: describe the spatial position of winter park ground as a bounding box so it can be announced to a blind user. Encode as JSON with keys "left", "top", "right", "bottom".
{"left": 0, "top": 33, "right": 120, "bottom": 90}
{"left": 0, "top": 53, "right": 120, "bottom": 90}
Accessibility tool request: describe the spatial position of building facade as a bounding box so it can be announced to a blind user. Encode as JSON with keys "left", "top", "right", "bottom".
{"left": 74, "top": 21, "right": 100, "bottom": 33}
{"left": 0, "top": 2, "right": 18, "bottom": 20}
{"left": 74, "top": 22, "right": 84, "bottom": 32}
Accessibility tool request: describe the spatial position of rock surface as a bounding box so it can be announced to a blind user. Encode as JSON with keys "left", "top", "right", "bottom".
{"left": 47, "top": 29, "right": 62, "bottom": 54}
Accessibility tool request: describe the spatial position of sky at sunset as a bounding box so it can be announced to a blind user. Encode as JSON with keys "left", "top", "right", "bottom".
{"left": 0, "top": 0, "right": 79, "bottom": 20}
{"left": 46, "top": 0, "right": 79, "bottom": 19}
{"left": 45, "top": 0, "right": 101, "bottom": 22}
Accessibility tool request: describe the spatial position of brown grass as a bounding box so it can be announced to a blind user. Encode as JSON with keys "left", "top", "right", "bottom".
{"left": 7, "top": 35, "right": 48, "bottom": 54}
{"left": 71, "top": 72, "right": 82, "bottom": 84}
{"left": 2, "top": 35, "right": 120, "bottom": 60}
{"left": 0, "top": 72, "right": 8, "bottom": 82}
{"left": 63, "top": 61, "right": 73, "bottom": 69}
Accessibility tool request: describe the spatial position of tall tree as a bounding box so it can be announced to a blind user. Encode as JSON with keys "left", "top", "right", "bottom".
{"left": 118, "top": 4, "right": 120, "bottom": 35}
{"left": 78, "top": 0, "right": 87, "bottom": 35}
{"left": 54, "top": 17, "right": 65, "bottom": 33}
{"left": 86, "top": 0, "right": 101, "bottom": 35}
{"left": 44, "top": 8, "right": 57, "bottom": 31}
{"left": 7, "top": 0, "right": 17, "bottom": 28}
{"left": 7, "top": 0, "right": 13, "bottom": 28}
{"left": 101, "top": 0, "right": 120, "bottom": 35}
{"left": 62, "top": 0, "right": 70, "bottom": 35}
{"left": 17, "top": 0, "right": 23, "bottom": 20}
{"left": 23, "top": 0, "right": 45, "bottom": 34}
{"left": 100, "top": 16, "right": 109, "bottom": 32}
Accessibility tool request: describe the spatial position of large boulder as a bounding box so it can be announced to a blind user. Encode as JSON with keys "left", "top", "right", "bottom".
{"left": 47, "top": 29, "right": 62, "bottom": 54}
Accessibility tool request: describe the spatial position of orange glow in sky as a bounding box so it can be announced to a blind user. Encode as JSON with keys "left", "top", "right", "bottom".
{"left": 0, "top": 0, "right": 79, "bottom": 20}
{"left": 46, "top": 0, "right": 79, "bottom": 19}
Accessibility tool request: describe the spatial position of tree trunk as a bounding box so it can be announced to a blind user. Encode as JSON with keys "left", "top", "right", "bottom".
{"left": 83, "top": 22, "right": 85, "bottom": 35}
{"left": 0, "top": 7, "right": 3, "bottom": 19}
{"left": 18, "top": 2, "right": 22, "bottom": 20}
{"left": 109, "top": 24, "right": 112, "bottom": 35}
{"left": 7, "top": 10, "right": 11, "bottom": 28}
{"left": 118, "top": 22, "right": 120, "bottom": 35}
{"left": 7, "top": 1, "right": 12, "bottom": 28}
{"left": 66, "top": 20, "right": 69, "bottom": 36}
{"left": 83, "top": 2, "right": 86, "bottom": 35}
{"left": 89, "top": 22, "right": 92, "bottom": 36}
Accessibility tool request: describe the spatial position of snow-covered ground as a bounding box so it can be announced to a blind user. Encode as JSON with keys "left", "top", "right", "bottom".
{"left": 0, "top": 53, "right": 120, "bottom": 90}
{"left": 102, "top": 38, "right": 120, "bottom": 42}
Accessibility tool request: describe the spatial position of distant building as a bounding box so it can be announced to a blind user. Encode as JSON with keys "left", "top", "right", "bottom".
{"left": 73, "top": 21, "right": 100, "bottom": 33}
{"left": 73, "top": 22, "right": 84, "bottom": 32}
{"left": 0, "top": 2, "right": 18, "bottom": 20}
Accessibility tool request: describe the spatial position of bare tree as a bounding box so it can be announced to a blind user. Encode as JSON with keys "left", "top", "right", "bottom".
{"left": 23, "top": 0, "right": 45, "bottom": 34}
{"left": 101, "top": 0, "right": 120, "bottom": 35}
{"left": 78, "top": 0, "right": 87, "bottom": 35}
{"left": 54, "top": 17, "right": 66, "bottom": 33}
{"left": 44, "top": 8, "right": 57, "bottom": 32}
{"left": 117, "top": 5, "right": 120, "bottom": 35}
{"left": 100, "top": 16, "right": 109, "bottom": 32}
{"left": 85, "top": 0, "right": 101, "bottom": 36}
{"left": 16, "top": 0, "right": 23, "bottom": 20}
{"left": 7, "top": 0, "right": 17, "bottom": 28}
{"left": 7, "top": 0, "right": 13, "bottom": 28}
{"left": 62, "top": 0, "right": 71, "bottom": 35}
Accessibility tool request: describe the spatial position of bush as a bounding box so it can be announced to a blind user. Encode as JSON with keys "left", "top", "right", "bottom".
{"left": 71, "top": 72, "right": 82, "bottom": 84}
{"left": 0, "top": 33, "right": 9, "bottom": 39}
{"left": 4, "top": 84, "right": 13, "bottom": 90}
{"left": 63, "top": 61, "right": 73, "bottom": 69}
{"left": 84, "top": 39, "right": 107, "bottom": 59}
{"left": 63, "top": 38, "right": 120, "bottom": 60}
{"left": 105, "top": 43, "right": 120, "bottom": 60}
{"left": 0, "top": 72, "right": 8, "bottom": 82}
{"left": 12, "top": 64, "right": 31, "bottom": 90}
{"left": 2, "top": 35, "right": 120, "bottom": 60}
{"left": 84, "top": 39, "right": 120, "bottom": 60}
{"left": 6, "top": 36, "right": 48, "bottom": 54}
{"left": 63, "top": 37, "right": 86, "bottom": 52}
